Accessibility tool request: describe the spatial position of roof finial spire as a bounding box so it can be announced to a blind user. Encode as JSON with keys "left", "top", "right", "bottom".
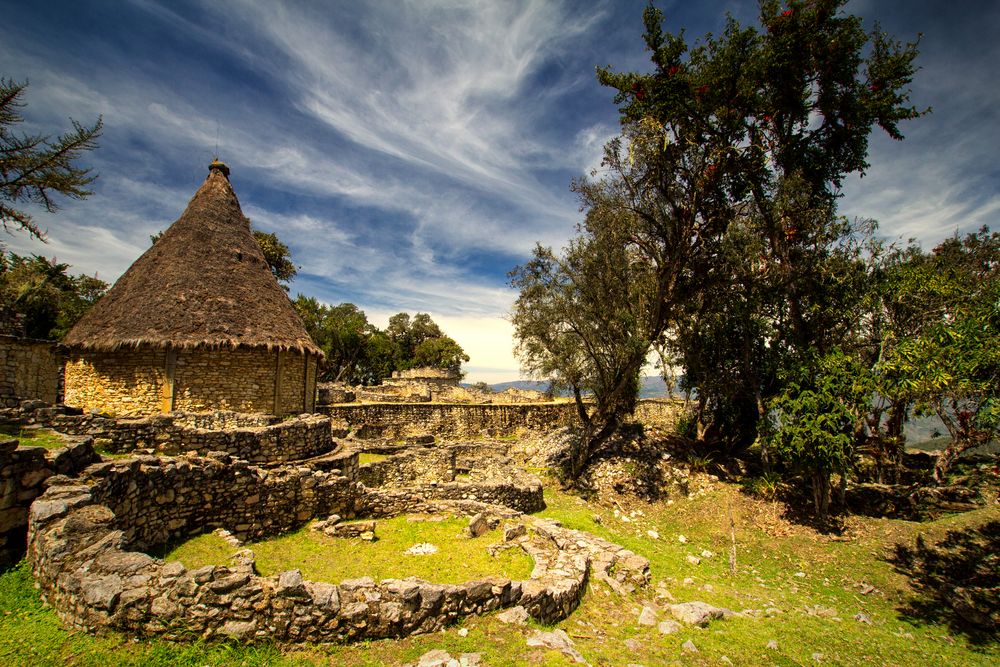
{"left": 208, "top": 157, "right": 230, "bottom": 178}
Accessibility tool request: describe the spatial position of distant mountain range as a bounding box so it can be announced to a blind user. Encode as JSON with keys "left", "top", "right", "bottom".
{"left": 483, "top": 376, "right": 673, "bottom": 399}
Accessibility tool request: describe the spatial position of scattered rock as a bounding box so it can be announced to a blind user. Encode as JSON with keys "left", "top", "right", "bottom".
{"left": 812, "top": 652, "right": 824, "bottom": 662}
{"left": 465, "top": 513, "right": 489, "bottom": 538}
{"left": 766, "top": 639, "right": 779, "bottom": 650}
{"left": 503, "top": 523, "right": 526, "bottom": 542}
{"left": 657, "top": 620, "right": 681, "bottom": 634}
{"left": 794, "top": 571, "right": 806, "bottom": 578}
{"left": 496, "top": 606, "right": 529, "bottom": 625}
{"left": 678, "top": 535, "right": 688, "bottom": 543}
{"left": 459, "top": 654, "right": 481, "bottom": 667}
{"left": 405, "top": 543, "right": 439, "bottom": 555}
{"left": 527, "top": 629, "right": 586, "bottom": 664}
{"left": 682, "top": 577, "right": 695, "bottom": 586}
{"left": 416, "top": 649, "right": 455, "bottom": 667}
{"left": 638, "top": 605, "right": 658, "bottom": 626}
{"left": 686, "top": 555, "right": 702, "bottom": 566}
{"left": 670, "top": 601, "right": 736, "bottom": 626}
{"left": 681, "top": 640, "right": 698, "bottom": 653}
{"left": 623, "top": 638, "right": 643, "bottom": 652}
{"left": 854, "top": 611, "right": 872, "bottom": 624}
{"left": 647, "top": 529, "right": 660, "bottom": 539}
{"left": 804, "top": 605, "right": 839, "bottom": 619}
{"left": 457, "top": 627, "right": 469, "bottom": 637}
{"left": 700, "top": 550, "right": 714, "bottom": 559}
{"left": 720, "top": 656, "right": 733, "bottom": 665}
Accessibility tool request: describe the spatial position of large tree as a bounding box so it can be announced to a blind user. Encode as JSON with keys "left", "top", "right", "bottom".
{"left": 1, "top": 78, "right": 102, "bottom": 240}
{"left": 511, "top": 0, "right": 923, "bottom": 483}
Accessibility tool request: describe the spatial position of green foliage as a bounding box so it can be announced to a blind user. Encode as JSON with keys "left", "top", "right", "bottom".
{"left": 0, "top": 251, "right": 108, "bottom": 339}
{"left": 293, "top": 299, "right": 468, "bottom": 384}
{"left": 767, "top": 349, "right": 873, "bottom": 518}
{"left": 509, "top": 207, "right": 654, "bottom": 479}
{"left": 879, "top": 228, "right": 1000, "bottom": 482}
{"left": 0, "top": 78, "right": 102, "bottom": 240}
{"left": 251, "top": 230, "right": 297, "bottom": 287}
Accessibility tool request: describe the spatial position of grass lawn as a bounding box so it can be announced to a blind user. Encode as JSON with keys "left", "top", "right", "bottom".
{"left": 1, "top": 478, "right": 997, "bottom": 665}
{"left": 0, "top": 424, "right": 66, "bottom": 450}
{"left": 165, "top": 515, "right": 534, "bottom": 585}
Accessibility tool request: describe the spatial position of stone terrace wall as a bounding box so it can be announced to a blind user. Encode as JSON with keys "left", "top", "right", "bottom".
{"left": 322, "top": 399, "right": 684, "bottom": 441}
{"left": 30, "top": 411, "right": 331, "bottom": 464}
{"left": 1, "top": 436, "right": 98, "bottom": 565}
{"left": 323, "top": 403, "right": 575, "bottom": 440}
{"left": 28, "top": 458, "right": 638, "bottom": 643}
{"left": 0, "top": 336, "right": 61, "bottom": 407}
{"left": 358, "top": 448, "right": 456, "bottom": 487}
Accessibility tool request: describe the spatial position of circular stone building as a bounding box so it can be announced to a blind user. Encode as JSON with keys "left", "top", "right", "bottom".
{"left": 62, "top": 160, "right": 322, "bottom": 416}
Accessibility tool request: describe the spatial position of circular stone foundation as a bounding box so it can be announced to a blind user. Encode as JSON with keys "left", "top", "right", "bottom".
{"left": 28, "top": 453, "right": 649, "bottom": 643}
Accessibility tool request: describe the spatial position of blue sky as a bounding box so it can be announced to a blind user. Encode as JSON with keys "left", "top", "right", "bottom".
{"left": 3, "top": 0, "right": 998, "bottom": 382}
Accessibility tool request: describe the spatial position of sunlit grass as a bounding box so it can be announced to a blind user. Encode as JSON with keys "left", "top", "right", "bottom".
{"left": 165, "top": 515, "right": 534, "bottom": 585}
{"left": 0, "top": 424, "right": 66, "bottom": 450}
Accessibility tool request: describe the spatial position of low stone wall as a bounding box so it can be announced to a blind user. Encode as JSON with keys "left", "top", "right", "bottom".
{"left": 1, "top": 436, "right": 98, "bottom": 565}
{"left": 26, "top": 453, "right": 641, "bottom": 643}
{"left": 322, "top": 399, "right": 684, "bottom": 441}
{"left": 0, "top": 335, "right": 61, "bottom": 407}
{"left": 28, "top": 458, "right": 645, "bottom": 643}
{"left": 358, "top": 448, "right": 456, "bottom": 487}
{"left": 24, "top": 410, "right": 332, "bottom": 464}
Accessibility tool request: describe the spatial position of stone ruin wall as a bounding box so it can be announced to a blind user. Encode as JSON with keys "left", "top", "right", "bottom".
{"left": 0, "top": 436, "right": 99, "bottom": 565}
{"left": 0, "top": 336, "right": 62, "bottom": 408}
{"left": 64, "top": 346, "right": 318, "bottom": 417}
{"left": 357, "top": 447, "right": 456, "bottom": 487}
{"left": 24, "top": 454, "right": 620, "bottom": 643}
{"left": 322, "top": 398, "right": 684, "bottom": 441}
{"left": 31, "top": 410, "right": 332, "bottom": 464}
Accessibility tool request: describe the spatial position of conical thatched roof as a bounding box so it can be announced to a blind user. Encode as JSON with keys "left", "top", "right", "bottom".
{"left": 63, "top": 161, "right": 322, "bottom": 356}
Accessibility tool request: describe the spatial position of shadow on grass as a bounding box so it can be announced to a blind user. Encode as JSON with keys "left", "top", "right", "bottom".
{"left": 887, "top": 520, "right": 999, "bottom": 644}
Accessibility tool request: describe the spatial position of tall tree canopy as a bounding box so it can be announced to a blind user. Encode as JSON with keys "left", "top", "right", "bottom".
{"left": 1, "top": 78, "right": 102, "bottom": 240}
{"left": 511, "top": 0, "right": 924, "bottom": 485}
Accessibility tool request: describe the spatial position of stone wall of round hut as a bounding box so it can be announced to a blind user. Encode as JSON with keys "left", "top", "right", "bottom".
{"left": 64, "top": 346, "right": 318, "bottom": 417}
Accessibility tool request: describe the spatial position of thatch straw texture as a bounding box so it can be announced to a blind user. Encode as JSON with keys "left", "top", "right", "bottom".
{"left": 63, "top": 164, "right": 322, "bottom": 356}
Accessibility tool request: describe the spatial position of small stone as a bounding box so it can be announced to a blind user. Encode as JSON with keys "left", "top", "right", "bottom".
{"left": 700, "top": 550, "right": 714, "bottom": 558}
{"left": 459, "top": 654, "right": 481, "bottom": 667}
{"left": 812, "top": 653, "right": 824, "bottom": 662}
{"left": 720, "top": 657, "right": 733, "bottom": 665}
{"left": 647, "top": 529, "right": 659, "bottom": 539}
{"left": 854, "top": 611, "right": 872, "bottom": 624}
{"left": 678, "top": 535, "right": 688, "bottom": 543}
{"left": 700, "top": 583, "right": 714, "bottom": 592}
{"left": 465, "top": 513, "right": 489, "bottom": 538}
{"left": 681, "top": 640, "right": 698, "bottom": 653}
{"left": 638, "top": 605, "right": 658, "bottom": 626}
{"left": 503, "top": 523, "right": 526, "bottom": 542}
{"left": 406, "top": 543, "right": 439, "bottom": 555}
{"left": 593, "top": 514, "right": 603, "bottom": 524}
{"left": 417, "top": 649, "right": 454, "bottom": 667}
{"left": 766, "top": 639, "right": 779, "bottom": 650}
{"left": 496, "top": 606, "right": 529, "bottom": 625}
{"left": 794, "top": 571, "right": 806, "bottom": 578}
{"left": 657, "top": 620, "right": 681, "bottom": 634}
{"left": 682, "top": 577, "right": 695, "bottom": 586}
{"left": 686, "top": 555, "right": 702, "bottom": 565}
{"left": 623, "top": 638, "right": 643, "bottom": 652}
{"left": 526, "top": 630, "right": 586, "bottom": 664}
{"left": 457, "top": 627, "right": 469, "bottom": 637}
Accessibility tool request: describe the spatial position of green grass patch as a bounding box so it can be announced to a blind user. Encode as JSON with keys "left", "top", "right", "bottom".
{"left": 0, "top": 424, "right": 66, "bottom": 450}
{"left": 165, "top": 516, "right": 534, "bottom": 585}
{"left": 357, "top": 452, "right": 390, "bottom": 464}
{"left": 3, "top": 477, "right": 998, "bottom": 665}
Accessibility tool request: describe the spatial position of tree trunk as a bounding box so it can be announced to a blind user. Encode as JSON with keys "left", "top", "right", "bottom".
{"left": 811, "top": 471, "right": 831, "bottom": 521}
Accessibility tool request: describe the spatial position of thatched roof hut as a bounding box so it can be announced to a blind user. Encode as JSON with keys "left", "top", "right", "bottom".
{"left": 63, "top": 161, "right": 322, "bottom": 416}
